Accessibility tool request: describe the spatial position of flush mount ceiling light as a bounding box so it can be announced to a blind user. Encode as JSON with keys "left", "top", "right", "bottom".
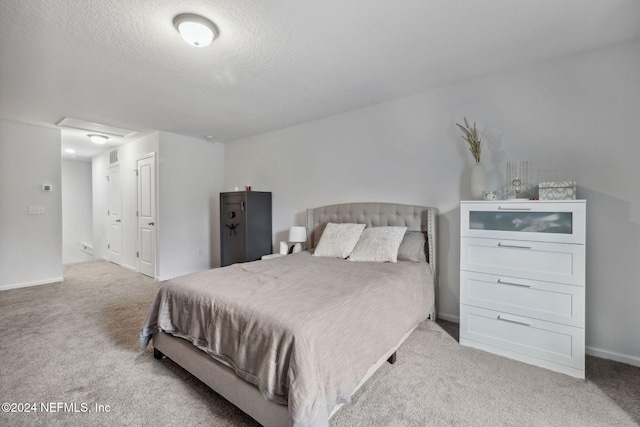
{"left": 88, "top": 134, "right": 109, "bottom": 145}
{"left": 173, "top": 13, "right": 217, "bottom": 47}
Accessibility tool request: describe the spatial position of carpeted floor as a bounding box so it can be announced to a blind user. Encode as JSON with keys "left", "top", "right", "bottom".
{"left": 0, "top": 260, "right": 638, "bottom": 426}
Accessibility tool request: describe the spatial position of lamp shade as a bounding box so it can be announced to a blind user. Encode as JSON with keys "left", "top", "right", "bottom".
{"left": 288, "top": 226, "right": 307, "bottom": 243}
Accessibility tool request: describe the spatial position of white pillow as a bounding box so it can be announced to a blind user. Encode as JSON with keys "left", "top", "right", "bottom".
{"left": 313, "top": 223, "right": 366, "bottom": 259}
{"left": 348, "top": 226, "right": 407, "bottom": 263}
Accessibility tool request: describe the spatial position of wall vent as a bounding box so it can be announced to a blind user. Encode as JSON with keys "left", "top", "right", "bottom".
{"left": 109, "top": 150, "right": 119, "bottom": 164}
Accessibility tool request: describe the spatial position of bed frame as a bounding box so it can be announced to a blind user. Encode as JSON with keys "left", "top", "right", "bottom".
{"left": 153, "top": 202, "right": 438, "bottom": 426}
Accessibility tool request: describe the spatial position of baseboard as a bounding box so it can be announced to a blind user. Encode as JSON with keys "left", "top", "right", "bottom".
{"left": 586, "top": 346, "right": 640, "bottom": 368}
{"left": 436, "top": 312, "right": 459, "bottom": 323}
{"left": 121, "top": 263, "right": 137, "bottom": 273}
{"left": 0, "top": 277, "right": 64, "bottom": 292}
{"left": 157, "top": 267, "right": 209, "bottom": 282}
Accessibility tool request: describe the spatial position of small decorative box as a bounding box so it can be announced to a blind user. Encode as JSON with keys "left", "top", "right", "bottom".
{"left": 539, "top": 181, "right": 577, "bottom": 200}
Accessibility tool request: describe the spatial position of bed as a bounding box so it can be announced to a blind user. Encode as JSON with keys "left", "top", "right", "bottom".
{"left": 139, "top": 202, "right": 438, "bottom": 427}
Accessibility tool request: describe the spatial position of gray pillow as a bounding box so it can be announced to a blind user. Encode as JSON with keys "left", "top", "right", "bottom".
{"left": 348, "top": 226, "right": 407, "bottom": 263}
{"left": 313, "top": 223, "right": 366, "bottom": 258}
{"left": 397, "top": 231, "right": 427, "bottom": 262}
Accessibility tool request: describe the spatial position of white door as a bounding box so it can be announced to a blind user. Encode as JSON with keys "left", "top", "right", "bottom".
{"left": 137, "top": 154, "right": 156, "bottom": 278}
{"left": 107, "top": 166, "right": 122, "bottom": 265}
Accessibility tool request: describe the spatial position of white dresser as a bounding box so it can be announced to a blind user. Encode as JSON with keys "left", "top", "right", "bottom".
{"left": 459, "top": 200, "right": 586, "bottom": 378}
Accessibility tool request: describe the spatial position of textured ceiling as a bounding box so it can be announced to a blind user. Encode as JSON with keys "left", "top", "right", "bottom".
{"left": 1, "top": 0, "right": 639, "bottom": 159}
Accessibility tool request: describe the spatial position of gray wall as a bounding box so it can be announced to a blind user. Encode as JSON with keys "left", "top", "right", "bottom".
{"left": 224, "top": 38, "right": 640, "bottom": 366}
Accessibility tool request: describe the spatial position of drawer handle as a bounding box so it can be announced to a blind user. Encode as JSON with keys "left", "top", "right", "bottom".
{"left": 497, "top": 315, "right": 531, "bottom": 327}
{"left": 497, "top": 279, "right": 531, "bottom": 288}
{"left": 497, "top": 242, "right": 532, "bottom": 249}
{"left": 498, "top": 206, "right": 532, "bottom": 211}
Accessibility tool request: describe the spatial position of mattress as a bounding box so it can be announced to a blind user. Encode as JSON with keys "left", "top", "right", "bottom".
{"left": 140, "top": 251, "right": 434, "bottom": 426}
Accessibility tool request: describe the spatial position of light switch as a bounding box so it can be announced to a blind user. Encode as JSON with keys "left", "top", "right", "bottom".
{"left": 28, "top": 206, "right": 45, "bottom": 215}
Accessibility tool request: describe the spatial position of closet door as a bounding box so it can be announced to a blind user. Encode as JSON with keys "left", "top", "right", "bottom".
{"left": 137, "top": 153, "right": 156, "bottom": 278}
{"left": 107, "top": 166, "right": 122, "bottom": 265}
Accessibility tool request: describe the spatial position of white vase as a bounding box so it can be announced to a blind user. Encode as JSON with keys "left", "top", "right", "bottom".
{"left": 470, "top": 162, "right": 486, "bottom": 200}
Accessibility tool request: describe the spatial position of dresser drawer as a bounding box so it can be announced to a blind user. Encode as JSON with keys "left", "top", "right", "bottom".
{"left": 461, "top": 201, "right": 586, "bottom": 244}
{"left": 461, "top": 237, "right": 585, "bottom": 286}
{"left": 460, "top": 305, "right": 585, "bottom": 374}
{"left": 460, "top": 271, "right": 585, "bottom": 327}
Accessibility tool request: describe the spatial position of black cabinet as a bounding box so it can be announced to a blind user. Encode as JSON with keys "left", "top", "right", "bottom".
{"left": 220, "top": 191, "right": 272, "bottom": 267}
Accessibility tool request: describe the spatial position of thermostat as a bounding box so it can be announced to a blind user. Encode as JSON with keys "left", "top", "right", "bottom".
{"left": 42, "top": 184, "right": 52, "bottom": 192}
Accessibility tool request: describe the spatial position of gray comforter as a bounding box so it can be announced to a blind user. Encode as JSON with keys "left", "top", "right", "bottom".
{"left": 139, "top": 251, "right": 434, "bottom": 426}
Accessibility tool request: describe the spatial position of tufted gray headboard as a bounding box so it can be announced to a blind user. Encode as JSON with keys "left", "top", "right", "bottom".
{"left": 306, "top": 202, "right": 438, "bottom": 279}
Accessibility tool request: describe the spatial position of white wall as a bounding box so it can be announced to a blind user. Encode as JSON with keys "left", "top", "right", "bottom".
{"left": 157, "top": 132, "right": 225, "bottom": 279}
{"left": 62, "top": 159, "right": 93, "bottom": 264}
{"left": 225, "top": 38, "right": 640, "bottom": 366}
{"left": 92, "top": 131, "right": 224, "bottom": 280}
{"left": 0, "top": 119, "right": 62, "bottom": 290}
{"left": 92, "top": 132, "right": 159, "bottom": 272}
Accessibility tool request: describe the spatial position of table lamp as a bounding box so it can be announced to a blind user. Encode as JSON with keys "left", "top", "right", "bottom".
{"left": 288, "top": 226, "right": 307, "bottom": 253}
